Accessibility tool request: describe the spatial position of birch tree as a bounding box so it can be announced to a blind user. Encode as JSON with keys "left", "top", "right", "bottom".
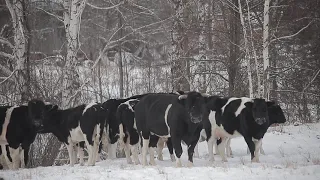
{"left": 262, "top": 0, "right": 270, "bottom": 99}
{"left": 238, "top": 0, "right": 253, "bottom": 98}
{"left": 5, "top": 0, "right": 31, "bottom": 103}
{"left": 61, "top": 0, "right": 87, "bottom": 107}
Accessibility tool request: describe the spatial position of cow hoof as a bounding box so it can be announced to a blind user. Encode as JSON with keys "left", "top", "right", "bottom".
{"left": 209, "top": 157, "right": 215, "bottom": 162}
{"left": 251, "top": 158, "right": 260, "bottom": 163}
{"left": 187, "top": 161, "right": 193, "bottom": 167}
{"left": 222, "top": 158, "right": 228, "bottom": 162}
{"left": 176, "top": 161, "right": 182, "bottom": 167}
{"left": 134, "top": 161, "right": 140, "bottom": 165}
{"left": 127, "top": 160, "right": 133, "bottom": 164}
{"left": 149, "top": 161, "right": 156, "bottom": 166}
{"left": 157, "top": 155, "right": 164, "bottom": 161}
{"left": 80, "top": 162, "right": 84, "bottom": 166}
{"left": 170, "top": 155, "right": 176, "bottom": 162}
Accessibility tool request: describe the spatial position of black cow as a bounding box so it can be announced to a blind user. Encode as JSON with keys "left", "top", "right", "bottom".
{"left": 0, "top": 99, "right": 46, "bottom": 169}
{"left": 41, "top": 102, "right": 107, "bottom": 166}
{"left": 205, "top": 97, "right": 276, "bottom": 163}
{"left": 134, "top": 91, "right": 208, "bottom": 167}
{"left": 117, "top": 92, "right": 184, "bottom": 164}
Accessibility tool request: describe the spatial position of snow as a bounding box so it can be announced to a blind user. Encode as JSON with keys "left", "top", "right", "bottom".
{"left": 1, "top": 123, "right": 320, "bottom": 180}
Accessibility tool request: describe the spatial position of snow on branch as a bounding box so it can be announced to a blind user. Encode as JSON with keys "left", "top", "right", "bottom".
{"left": 269, "top": 20, "right": 314, "bottom": 44}
{"left": 86, "top": 1, "right": 124, "bottom": 10}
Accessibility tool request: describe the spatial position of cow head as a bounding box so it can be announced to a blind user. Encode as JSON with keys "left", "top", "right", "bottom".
{"left": 246, "top": 98, "right": 274, "bottom": 125}
{"left": 268, "top": 103, "right": 286, "bottom": 125}
{"left": 28, "top": 99, "right": 46, "bottom": 128}
{"left": 178, "top": 91, "right": 207, "bottom": 123}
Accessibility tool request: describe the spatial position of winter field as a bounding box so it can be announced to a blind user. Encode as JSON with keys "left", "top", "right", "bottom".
{"left": 1, "top": 123, "right": 320, "bottom": 180}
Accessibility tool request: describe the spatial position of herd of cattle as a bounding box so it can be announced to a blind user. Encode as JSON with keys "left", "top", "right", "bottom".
{"left": 0, "top": 91, "right": 286, "bottom": 170}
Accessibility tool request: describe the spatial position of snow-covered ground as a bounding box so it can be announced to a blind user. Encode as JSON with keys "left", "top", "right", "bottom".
{"left": 1, "top": 123, "right": 320, "bottom": 180}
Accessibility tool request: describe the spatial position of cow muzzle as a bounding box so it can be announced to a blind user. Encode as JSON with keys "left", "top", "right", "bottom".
{"left": 255, "top": 117, "right": 266, "bottom": 125}
{"left": 190, "top": 116, "right": 202, "bottom": 124}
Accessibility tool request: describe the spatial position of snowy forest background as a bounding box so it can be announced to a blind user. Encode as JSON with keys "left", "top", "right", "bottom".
{"left": 0, "top": 0, "right": 319, "bottom": 168}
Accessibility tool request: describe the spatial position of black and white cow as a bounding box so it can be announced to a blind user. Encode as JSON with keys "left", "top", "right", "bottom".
{"left": 228, "top": 103, "right": 287, "bottom": 157}
{"left": 134, "top": 91, "right": 208, "bottom": 167}
{"left": 40, "top": 102, "right": 107, "bottom": 166}
{"left": 205, "top": 96, "right": 276, "bottom": 163}
{"left": 0, "top": 99, "right": 47, "bottom": 169}
{"left": 101, "top": 94, "right": 149, "bottom": 159}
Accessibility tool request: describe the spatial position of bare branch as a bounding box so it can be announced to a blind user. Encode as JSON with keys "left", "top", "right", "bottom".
{"left": 269, "top": 20, "right": 314, "bottom": 44}
{"left": 0, "top": 69, "right": 16, "bottom": 84}
{"left": 272, "top": 89, "right": 320, "bottom": 97}
{"left": 86, "top": 1, "right": 123, "bottom": 10}
{"left": 35, "top": 7, "right": 64, "bottom": 22}
{"left": 0, "top": 51, "right": 14, "bottom": 60}
{"left": 303, "top": 69, "right": 320, "bottom": 92}
{"left": 0, "top": 37, "right": 13, "bottom": 49}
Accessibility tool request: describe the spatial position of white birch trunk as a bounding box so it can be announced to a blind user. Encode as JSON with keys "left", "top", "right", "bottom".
{"left": 5, "top": 0, "right": 29, "bottom": 102}
{"left": 246, "top": 0, "right": 260, "bottom": 97}
{"left": 238, "top": 0, "right": 253, "bottom": 98}
{"left": 262, "top": 0, "right": 270, "bottom": 99}
{"left": 62, "top": 0, "right": 87, "bottom": 108}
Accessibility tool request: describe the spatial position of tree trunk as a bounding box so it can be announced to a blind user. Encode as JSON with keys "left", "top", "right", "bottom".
{"left": 198, "top": 0, "right": 208, "bottom": 93}
{"left": 262, "top": 0, "right": 270, "bottom": 99}
{"left": 238, "top": 0, "right": 253, "bottom": 98}
{"left": 61, "top": 0, "right": 86, "bottom": 107}
{"left": 5, "top": 0, "right": 30, "bottom": 103}
{"left": 118, "top": 10, "right": 124, "bottom": 98}
{"left": 227, "top": 0, "right": 240, "bottom": 97}
{"left": 171, "top": 0, "right": 190, "bottom": 92}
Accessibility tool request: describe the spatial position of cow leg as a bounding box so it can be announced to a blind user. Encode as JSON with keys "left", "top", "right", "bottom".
{"left": 141, "top": 131, "right": 150, "bottom": 166}
{"left": 214, "top": 141, "right": 219, "bottom": 155}
{"left": 187, "top": 140, "right": 198, "bottom": 167}
{"left": 252, "top": 138, "right": 262, "bottom": 163}
{"left": 66, "top": 142, "right": 76, "bottom": 166}
{"left": 20, "top": 148, "right": 25, "bottom": 168}
{"left": 207, "top": 136, "right": 215, "bottom": 162}
{"left": 217, "top": 137, "right": 228, "bottom": 162}
{"left": 8, "top": 147, "right": 20, "bottom": 170}
{"left": 171, "top": 137, "right": 183, "bottom": 167}
{"left": 107, "top": 143, "right": 117, "bottom": 159}
{"left": 260, "top": 141, "right": 265, "bottom": 155}
{"left": 130, "top": 130, "right": 141, "bottom": 164}
{"left": 156, "top": 138, "right": 165, "bottom": 161}
{"left": 244, "top": 136, "right": 255, "bottom": 162}
{"left": 149, "top": 135, "right": 159, "bottom": 166}
{"left": 77, "top": 142, "right": 85, "bottom": 166}
{"left": 124, "top": 135, "right": 133, "bottom": 164}
{"left": 194, "top": 143, "right": 199, "bottom": 158}
{"left": 226, "top": 138, "right": 233, "bottom": 158}
{"left": 166, "top": 138, "right": 175, "bottom": 162}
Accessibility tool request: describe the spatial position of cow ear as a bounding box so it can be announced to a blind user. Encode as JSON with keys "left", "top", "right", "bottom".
{"left": 267, "top": 101, "right": 275, "bottom": 107}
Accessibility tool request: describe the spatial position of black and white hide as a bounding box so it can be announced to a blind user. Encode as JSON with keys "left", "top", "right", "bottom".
{"left": 134, "top": 92, "right": 208, "bottom": 167}
{"left": 101, "top": 94, "right": 149, "bottom": 159}
{"left": 0, "top": 99, "right": 47, "bottom": 169}
{"left": 205, "top": 96, "right": 275, "bottom": 163}
{"left": 41, "top": 102, "right": 107, "bottom": 166}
